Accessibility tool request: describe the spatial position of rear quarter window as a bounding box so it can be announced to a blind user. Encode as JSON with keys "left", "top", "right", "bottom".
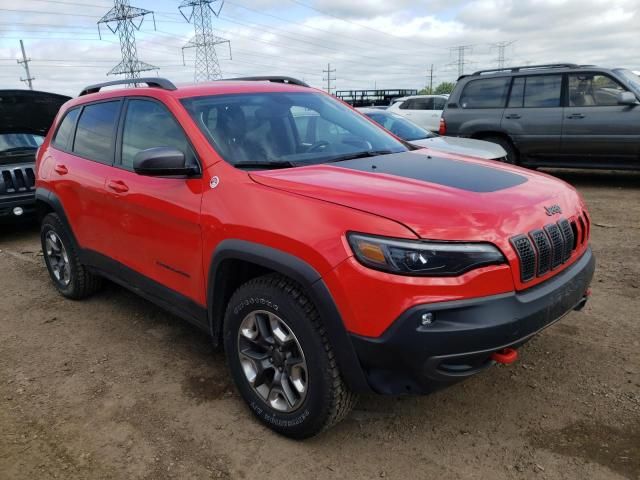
{"left": 52, "top": 108, "right": 80, "bottom": 150}
{"left": 460, "top": 77, "right": 511, "bottom": 109}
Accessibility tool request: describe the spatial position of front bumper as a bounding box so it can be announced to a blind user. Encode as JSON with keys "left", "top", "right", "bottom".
{"left": 0, "top": 193, "right": 36, "bottom": 220}
{"left": 351, "top": 247, "right": 595, "bottom": 394}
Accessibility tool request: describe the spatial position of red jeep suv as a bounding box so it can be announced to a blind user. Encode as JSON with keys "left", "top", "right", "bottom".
{"left": 36, "top": 77, "right": 595, "bottom": 438}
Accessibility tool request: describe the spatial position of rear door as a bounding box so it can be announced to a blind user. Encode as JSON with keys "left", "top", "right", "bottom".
{"left": 398, "top": 98, "right": 435, "bottom": 130}
{"left": 47, "top": 100, "right": 122, "bottom": 257}
{"left": 105, "top": 97, "right": 205, "bottom": 303}
{"left": 501, "top": 74, "right": 564, "bottom": 162}
{"left": 561, "top": 72, "right": 640, "bottom": 168}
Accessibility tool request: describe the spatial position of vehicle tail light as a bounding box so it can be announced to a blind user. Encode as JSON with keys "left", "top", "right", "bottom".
{"left": 439, "top": 117, "right": 446, "bottom": 135}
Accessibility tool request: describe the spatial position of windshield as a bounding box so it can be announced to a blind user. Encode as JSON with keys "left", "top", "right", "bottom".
{"left": 0, "top": 133, "right": 44, "bottom": 153}
{"left": 615, "top": 69, "right": 640, "bottom": 95}
{"left": 181, "top": 92, "right": 408, "bottom": 168}
{"left": 365, "top": 112, "right": 436, "bottom": 141}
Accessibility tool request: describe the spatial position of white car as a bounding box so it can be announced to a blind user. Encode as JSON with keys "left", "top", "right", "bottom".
{"left": 387, "top": 94, "right": 448, "bottom": 132}
{"left": 359, "top": 108, "right": 507, "bottom": 161}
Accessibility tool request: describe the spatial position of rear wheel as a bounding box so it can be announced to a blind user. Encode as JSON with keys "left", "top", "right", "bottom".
{"left": 41, "top": 213, "right": 102, "bottom": 299}
{"left": 483, "top": 136, "right": 519, "bottom": 164}
{"left": 224, "top": 274, "right": 357, "bottom": 439}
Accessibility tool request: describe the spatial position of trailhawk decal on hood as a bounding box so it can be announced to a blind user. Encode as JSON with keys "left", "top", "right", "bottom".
{"left": 331, "top": 151, "right": 527, "bottom": 193}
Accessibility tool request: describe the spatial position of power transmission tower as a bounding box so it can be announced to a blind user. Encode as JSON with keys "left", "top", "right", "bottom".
{"left": 17, "top": 40, "right": 34, "bottom": 90}
{"left": 323, "top": 63, "right": 336, "bottom": 94}
{"left": 98, "top": 0, "right": 158, "bottom": 79}
{"left": 179, "top": 0, "right": 231, "bottom": 82}
{"left": 449, "top": 45, "right": 473, "bottom": 77}
{"left": 491, "top": 41, "right": 515, "bottom": 69}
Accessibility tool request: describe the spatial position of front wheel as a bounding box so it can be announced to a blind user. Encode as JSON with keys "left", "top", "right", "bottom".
{"left": 223, "top": 274, "right": 357, "bottom": 439}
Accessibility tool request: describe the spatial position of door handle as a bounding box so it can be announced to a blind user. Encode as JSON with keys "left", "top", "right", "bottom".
{"left": 54, "top": 164, "right": 68, "bottom": 175}
{"left": 107, "top": 180, "right": 129, "bottom": 193}
{"left": 504, "top": 114, "right": 521, "bottom": 120}
{"left": 567, "top": 113, "right": 585, "bottom": 119}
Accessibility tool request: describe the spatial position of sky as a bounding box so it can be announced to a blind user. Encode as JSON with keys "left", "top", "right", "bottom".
{"left": 0, "top": 0, "right": 638, "bottom": 96}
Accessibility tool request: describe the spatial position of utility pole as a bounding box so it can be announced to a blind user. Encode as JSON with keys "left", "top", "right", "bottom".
{"left": 98, "top": 0, "right": 157, "bottom": 80}
{"left": 449, "top": 45, "right": 473, "bottom": 78}
{"left": 17, "top": 40, "right": 34, "bottom": 90}
{"left": 491, "top": 41, "right": 515, "bottom": 69}
{"left": 428, "top": 64, "right": 434, "bottom": 93}
{"left": 323, "top": 63, "right": 336, "bottom": 94}
{"left": 179, "top": 0, "right": 231, "bottom": 82}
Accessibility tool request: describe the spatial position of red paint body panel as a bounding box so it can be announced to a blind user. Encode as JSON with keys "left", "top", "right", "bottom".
{"left": 36, "top": 81, "right": 592, "bottom": 340}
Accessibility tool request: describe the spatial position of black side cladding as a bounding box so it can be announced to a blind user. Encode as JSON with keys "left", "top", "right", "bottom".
{"left": 333, "top": 151, "right": 527, "bottom": 193}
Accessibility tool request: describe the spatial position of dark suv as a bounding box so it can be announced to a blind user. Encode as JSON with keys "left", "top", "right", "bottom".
{"left": 441, "top": 63, "right": 640, "bottom": 169}
{"left": 1, "top": 90, "right": 70, "bottom": 221}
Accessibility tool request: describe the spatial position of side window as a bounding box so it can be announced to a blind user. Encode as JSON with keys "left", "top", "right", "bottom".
{"left": 433, "top": 97, "right": 447, "bottom": 110}
{"left": 508, "top": 77, "right": 525, "bottom": 108}
{"left": 522, "top": 75, "right": 563, "bottom": 108}
{"left": 121, "top": 99, "right": 191, "bottom": 170}
{"left": 73, "top": 101, "right": 120, "bottom": 164}
{"left": 52, "top": 108, "right": 80, "bottom": 150}
{"left": 399, "top": 100, "right": 412, "bottom": 110}
{"left": 410, "top": 98, "right": 434, "bottom": 110}
{"left": 568, "top": 73, "right": 627, "bottom": 107}
{"left": 460, "top": 78, "right": 511, "bottom": 109}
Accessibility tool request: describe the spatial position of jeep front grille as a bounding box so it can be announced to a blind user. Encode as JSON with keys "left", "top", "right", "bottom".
{"left": 0, "top": 166, "right": 36, "bottom": 195}
{"left": 510, "top": 215, "right": 589, "bottom": 283}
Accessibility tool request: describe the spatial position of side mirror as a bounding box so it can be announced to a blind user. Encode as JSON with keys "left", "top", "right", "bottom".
{"left": 133, "top": 147, "right": 199, "bottom": 177}
{"left": 617, "top": 91, "right": 639, "bottom": 106}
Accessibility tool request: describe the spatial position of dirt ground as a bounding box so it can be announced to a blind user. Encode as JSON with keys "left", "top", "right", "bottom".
{"left": 0, "top": 169, "right": 638, "bottom": 480}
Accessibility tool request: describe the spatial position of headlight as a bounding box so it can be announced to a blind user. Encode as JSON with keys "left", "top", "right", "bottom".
{"left": 347, "top": 233, "right": 505, "bottom": 276}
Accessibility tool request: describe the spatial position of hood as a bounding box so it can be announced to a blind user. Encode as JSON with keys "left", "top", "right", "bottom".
{"left": 0, "top": 90, "right": 71, "bottom": 136}
{"left": 249, "top": 150, "right": 583, "bottom": 244}
{"left": 410, "top": 136, "right": 507, "bottom": 160}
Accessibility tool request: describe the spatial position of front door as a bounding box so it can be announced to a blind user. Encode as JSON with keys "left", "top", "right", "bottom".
{"left": 561, "top": 72, "right": 640, "bottom": 168}
{"left": 103, "top": 97, "right": 205, "bottom": 304}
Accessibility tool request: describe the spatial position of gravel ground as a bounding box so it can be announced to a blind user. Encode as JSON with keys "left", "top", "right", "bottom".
{"left": 0, "top": 169, "right": 638, "bottom": 480}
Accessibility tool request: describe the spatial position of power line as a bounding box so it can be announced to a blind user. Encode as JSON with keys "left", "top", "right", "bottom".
{"left": 179, "top": 0, "right": 230, "bottom": 82}
{"left": 17, "top": 40, "right": 35, "bottom": 89}
{"left": 98, "top": 0, "right": 158, "bottom": 79}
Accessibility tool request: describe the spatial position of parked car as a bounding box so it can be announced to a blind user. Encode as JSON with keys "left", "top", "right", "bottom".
{"left": 441, "top": 63, "right": 640, "bottom": 169}
{"left": 36, "top": 76, "right": 594, "bottom": 439}
{"left": 358, "top": 107, "right": 507, "bottom": 161}
{"left": 387, "top": 94, "right": 448, "bottom": 132}
{"left": 0, "top": 90, "right": 70, "bottom": 221}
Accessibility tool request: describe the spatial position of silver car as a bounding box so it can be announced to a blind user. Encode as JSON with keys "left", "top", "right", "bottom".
{"left": 359, "top": 108, "right": 507, "bottom": 161}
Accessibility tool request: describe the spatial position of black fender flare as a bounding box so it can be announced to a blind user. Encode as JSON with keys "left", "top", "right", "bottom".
{"left": 35, "top": 187, "right": 79, "bottom": 249}
{"left": 208, "top": 239, "right": 372, "bottom": 393}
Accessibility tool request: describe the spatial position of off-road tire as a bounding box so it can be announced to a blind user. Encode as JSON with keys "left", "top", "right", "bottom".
{"left": 223, "top": 273, "right": 357, "bottom": 439}
{"left": 40, "top": 213, "right": 102, "bottom": 299}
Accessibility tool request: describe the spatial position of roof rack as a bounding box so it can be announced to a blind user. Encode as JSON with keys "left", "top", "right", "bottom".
{"left": 471, "top": 63, "right": 580, "bottom": 76}
{"left": 79, "top": 78, "right": 177, "bottom": 96}
{"left": 224, "top": 76, "right": 309, "bottom": 87}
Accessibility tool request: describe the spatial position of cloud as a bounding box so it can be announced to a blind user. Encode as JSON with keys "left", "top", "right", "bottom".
{"left": 0, "top": 0, "right": 638, "bottom": 96}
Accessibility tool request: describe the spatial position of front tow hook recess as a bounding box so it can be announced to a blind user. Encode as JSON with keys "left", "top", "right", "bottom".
{"left": 491, "top": 348, "right": 518, "bottom": 365}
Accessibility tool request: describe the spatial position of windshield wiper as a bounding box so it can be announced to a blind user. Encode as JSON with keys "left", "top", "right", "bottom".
{"left": 233, "top": 160, "right": 299, "bottom": 169}
{"left": 323, "top": 150, "right": 396, "bottom": 164}
{"left": 0, "top": 146, "right": 37, "bottom": 156}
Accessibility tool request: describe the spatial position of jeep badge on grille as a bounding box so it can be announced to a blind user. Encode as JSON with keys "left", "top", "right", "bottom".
{"left": 544, "top": 204, "right": 562, "bottom": 216}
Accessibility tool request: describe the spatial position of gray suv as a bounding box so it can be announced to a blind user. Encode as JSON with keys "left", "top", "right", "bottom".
{"left": 441, "top": 63, "right": 640, "bottom": 169}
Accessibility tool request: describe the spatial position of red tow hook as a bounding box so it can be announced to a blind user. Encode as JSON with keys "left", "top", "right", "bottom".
{"left": 491, "top": 348, "right": 518, "bottom": 365}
